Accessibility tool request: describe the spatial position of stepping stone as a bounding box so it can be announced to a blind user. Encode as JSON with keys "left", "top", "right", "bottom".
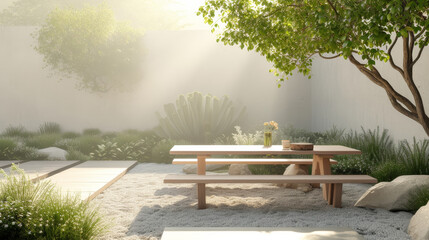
{"left": 161, "top": 227, "right": 364, "bottom": 240}
{"left": 0, "top": 160, "right": 23, "bottom": 168}
{"left": 45, "top": 161, "right": 137, "bottom": 201}
{"left": 1, "top": 160, "right": 81, "bottom": 182}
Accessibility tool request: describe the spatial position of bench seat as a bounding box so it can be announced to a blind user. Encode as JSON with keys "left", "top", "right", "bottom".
{"left": 172, "top": 158, "right": 338, "bottom": 165}
{"left": 164, "top": 174, "right": 377, "bottom": 208}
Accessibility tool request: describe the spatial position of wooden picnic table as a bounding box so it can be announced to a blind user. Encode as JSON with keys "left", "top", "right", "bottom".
{"left": 169, "top": 145, "right": 361, "bottom": 208}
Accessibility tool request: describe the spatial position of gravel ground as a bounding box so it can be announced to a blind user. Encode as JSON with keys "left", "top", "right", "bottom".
{"left": 93, "top": 163, "right": 413, "bottom": 240}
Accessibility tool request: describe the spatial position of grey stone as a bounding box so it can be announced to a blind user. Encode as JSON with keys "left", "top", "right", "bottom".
{"left": 182, "top": 164, "right": 227, "bottom": 174}
{"left": 37, "top": 147, "right": 67, "bottom": 160}
{"left": 228, "top": 164, "right": 252, "bottom": 175}
{"left": 408, "top": 200, "right": 429, "bottom": 240}
{"left": 355, "top": 175, "right": 429, "bottom": 211}
{"left": 279, "top": 164, "right": 312, "bottom": 192}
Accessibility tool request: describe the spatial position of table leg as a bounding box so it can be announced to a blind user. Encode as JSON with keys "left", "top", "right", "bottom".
{"left": 197, "top": 155, "right": 209, "bottom": 209}
{"left": 311, "top": 157, "right": 321, "bottom": 188}
{"left": 313, "top": 154, "right": 333, "bottom": 201}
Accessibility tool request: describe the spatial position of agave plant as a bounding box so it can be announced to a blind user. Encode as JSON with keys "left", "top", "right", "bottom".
{"left": 156, "top": 92, "right": 246, "bottom": 144}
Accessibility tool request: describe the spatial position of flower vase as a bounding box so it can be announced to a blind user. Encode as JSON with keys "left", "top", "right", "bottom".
{"left": 264, "top": 131, "right": 272, "bottom": 147}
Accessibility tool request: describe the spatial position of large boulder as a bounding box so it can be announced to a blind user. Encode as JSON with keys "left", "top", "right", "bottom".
{"left": 183, "top": 164, "right": 227, "bottom": 174}
{"left": 408, "top": 200, "right": 429, "bottom": 240}
{"left": 355, "top": 175, "right": 429, "bottom": 211}
{"left": 279, "top": 164, "right": 312, "bottom": 192}
{"left": 228, "top": 164, "right": 252, "bottom": 175}
{"left": 37, "top": 147, "right": 67, "bottom": 160}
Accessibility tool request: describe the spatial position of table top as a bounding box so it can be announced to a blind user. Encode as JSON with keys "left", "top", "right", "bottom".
{"left": 170, "top": 145, "right": 361, "bottom": 155}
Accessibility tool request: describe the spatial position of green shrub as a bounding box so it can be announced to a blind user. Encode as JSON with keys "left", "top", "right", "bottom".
{"left": 405, "top": 186, "right": 429, "bottom": 212}
{"left": 83, "top": 128, "right": 102, "bottom": 136}
{"left": 73, "top": 135, "right": 103, "bottom": 155}
{"left": 232, "top": 126, "right": 262, "bottom": 145}
{"left": 155, "top": 92, "right": 246, "bottom": 144}
{"left": 66, "top": 149, "right": 90, "bottom": 161}
{"left": 399, "top": 138, "right": 429, "bottom": 175}
{"left": 0, "top": 138, "right": 48, "bottom": 160}
{"left": 2, "top": 125, "right": 32, "bottom": 138}
{"left": 39, "top": 122, "right": 61, "bottom": 134}
{"left": 150, "top": 139, "right": 174, "bottom": 163}
{"left": 62, "top": 131, "right": 81, "bottom": 139}
{"left": 249, "top": 164, "right": 288, "bottom": 175}
{"left": 90, "top": 139, "right": 147, "bottom": 161}
{"left": 370, "top": 161, "right": 409, "bottom": 182}
{"left": 332, "top": 157, "right": 372, "bottom": 174}
{"left": 0, "top": 166, "right": 107, "bottom": 240}
{"left": 54, "top": 138, "right": 79, "bottom": 151}
{"left": 24, "top": 134, "right": 63, "bottom": 149}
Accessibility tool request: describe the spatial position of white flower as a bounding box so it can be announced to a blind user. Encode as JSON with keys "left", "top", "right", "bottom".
{"left": 11, "top": 222, "right": 15, "bottom": 225}
{"left": 4, "top": 224, "right": 8, "bottom": 228}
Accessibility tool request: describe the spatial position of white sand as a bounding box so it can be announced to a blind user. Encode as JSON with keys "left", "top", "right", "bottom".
{"left": 93, "top": 163, "right": 413, "bottom": 240}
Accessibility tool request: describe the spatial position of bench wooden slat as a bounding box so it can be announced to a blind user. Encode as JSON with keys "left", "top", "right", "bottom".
{"left": 164, "top": 174, "right": 377, "bottom": 184}
{"left": 172, "top": 158, "right": 338, "bottom": 165}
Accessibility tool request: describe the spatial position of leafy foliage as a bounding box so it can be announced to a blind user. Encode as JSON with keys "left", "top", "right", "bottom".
{"left": 0, "top": 138, "right": 48, "bottom": 160}
{"left": 156, "top": 92, "right": 246, "bottom": 144}
{"left": 0, "top": 165, "right": 107, "bottom": 240}
{"left": 150, "top": 139, "right": 174, "bottom": 164}
{"left": 370, "top": 161, "right": 409, "bottom": 182}
{"left": 232, "top": 126, "right": 262, "bottom": 145}
{"left": 24, "top": 133, "right": 62, "bottom": 149}
{"left": 83, "top": 128, "right": 102, "bottom": 136}
{"left": 34, "top": 4, "right": 143, "bottom": 92}
{"left": 198, "top": 0, "right": 429, "bottom": 136}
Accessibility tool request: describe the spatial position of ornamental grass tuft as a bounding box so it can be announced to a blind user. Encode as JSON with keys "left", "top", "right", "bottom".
{"left": 0, "top": 165, "right": 107, "bottom": 240}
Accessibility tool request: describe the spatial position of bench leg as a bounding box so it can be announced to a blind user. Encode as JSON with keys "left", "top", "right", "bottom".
{"left": 197, "top": 183, "right": 206, "bottom": 209}
{"left": 332, "top": 183, "right": 343, "bottom": 208}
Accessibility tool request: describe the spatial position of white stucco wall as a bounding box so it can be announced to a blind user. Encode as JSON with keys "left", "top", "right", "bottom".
{"left": 0, "top": 27, "right": 311, "bottom": 132}
{"left": 310, "top": 45, "right": 429, "bottom": 141}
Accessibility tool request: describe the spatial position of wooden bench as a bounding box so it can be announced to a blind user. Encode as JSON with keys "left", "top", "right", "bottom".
{"left": 172, "top": 158, "right": 338, "bottom": 165}
{"left": 164, "top": 174, "right": 377, "bottom": 209}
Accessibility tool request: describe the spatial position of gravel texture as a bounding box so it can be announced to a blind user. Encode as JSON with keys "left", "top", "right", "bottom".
{"left": 93, "top": 163, "right": 413, "bottom": 240}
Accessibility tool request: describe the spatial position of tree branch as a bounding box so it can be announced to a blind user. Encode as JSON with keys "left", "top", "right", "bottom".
{"left": 326, "top": 0, "right": 339, "bottom": 16}
{"left": 388, "top": 35, "right": 405, "bottom": 77}
{"left": 318, "top": 52, "right": 341, "bottom": 59}
{"left": 349, "top": 54, "right": 417, "bottom": 114}
{"left": 413, "top": 43, "right": 427, "bottom": 66}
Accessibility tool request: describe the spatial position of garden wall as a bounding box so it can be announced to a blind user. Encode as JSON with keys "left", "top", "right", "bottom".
{"left": 0, "top": 27, "right": 311, "bottom": 132}
{"left": 310, "top": 50, "right": 429, "bottom": 141}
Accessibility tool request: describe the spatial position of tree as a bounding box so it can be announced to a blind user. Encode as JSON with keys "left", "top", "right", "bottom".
{"left": 34, "top": 4, "right": 143, "bottom": 92}
{"left": 198, "top": 0, "right": 429, "bottom": 136}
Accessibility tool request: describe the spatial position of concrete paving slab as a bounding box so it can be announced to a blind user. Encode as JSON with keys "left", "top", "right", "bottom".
{"left": 161, "top": 227, "right": 364, "bottom": 240}
{"left": 1, "top": 160, "right": 81, "bottom": 181}
{"left": 46, "top": 161, "right": 137, "bottom": 201}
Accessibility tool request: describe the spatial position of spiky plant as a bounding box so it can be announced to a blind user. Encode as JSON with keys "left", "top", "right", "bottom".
{"left": 156, "top": 92, "right": 246, "bottom": 144}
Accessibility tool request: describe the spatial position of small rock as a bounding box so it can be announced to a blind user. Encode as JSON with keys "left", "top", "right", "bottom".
{"left": 355, "top": 175, "right": 429, "bottom": 211}
{"left": 228, "top": 164, "right": 252, "bottom": 175}
{"left": 182, "top": 164, "right": 227, "bottom": 174}
{"left": 279, "top": 164, "right": 312, "bottom": 192}
{"left": 408, "top": 200, "right": 429, "bottom": 240}
{"left": 37, "top": 147, "right": 67, "bottom": 160}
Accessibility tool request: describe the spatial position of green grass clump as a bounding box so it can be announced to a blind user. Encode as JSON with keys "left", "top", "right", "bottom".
{"left": 399, "top": 138, "right": 429, "bottom": 175}
{"left": 0, "top": 165, "right": 107, "bottom": 239}
{"left": 83, "top": 128, "right": 102, "bottom": 136}
{"left": 370, "top": 161, "right": 409, "bottom": 182}
{"left": 405, "top": 186, "right": 429, "bottom": 212}
{"left": 39, "top": 122, "right": 61, "bottom": 134}
{"left": 2, "top": 125, "right": 32, "bottom": 138}
{"left": 24, "top": 134, "right": 63, "bottom": 149}
{"left": 0, "top": 138, "right": 47, "bottom": 160}
{"left": 62, "top": 131, "right": 81, "bottom": 139}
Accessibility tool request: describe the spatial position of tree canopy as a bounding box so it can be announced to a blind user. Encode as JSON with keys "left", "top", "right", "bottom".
{"left": 198, "top": 0, "right": 429, "bottom": 135}
{"left": 34, "top": 4, "right": 143, "bottom": 92}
